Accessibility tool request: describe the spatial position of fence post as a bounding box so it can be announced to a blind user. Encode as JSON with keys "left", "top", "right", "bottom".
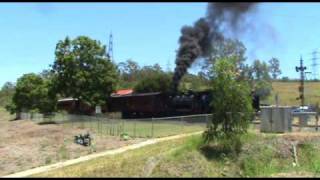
{"left": 97, "top": 116, "right": 101, "bottom": 136}
{"left": 205, "top": 114, "right": 209, "bottom": 128}
{"left": 134, "top": 120, "right": 136, "bottom": 138}
{"left": 316, "top": 113, "right": 319, "bottom": 132}
{"left": 151, "top": 117, "right": 154, "bottom": 138}
{"left": 122, "top": 119, "right": 125, "bottom": 134}
{"left": 112, "top": 120, "right": 114, "bottom": 136}
{"left": 71, "top": 115, "right": 74, "bottom": 129}
{"left": 181, "top": 116, "right": 184, "bottom": 133}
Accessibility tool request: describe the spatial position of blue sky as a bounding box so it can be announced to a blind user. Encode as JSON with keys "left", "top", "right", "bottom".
{"left": 1, "top": 3, "right": 320, "bottom": 87}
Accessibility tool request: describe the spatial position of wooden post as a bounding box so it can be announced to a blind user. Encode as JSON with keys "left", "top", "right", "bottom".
{"left": 151, "top": 117, "right": 154, "bottom": 138}
{"left": 134, "top": 120, "right": 136, "bottom": 138}
{"left": 316, "top": 113, "right": 319, "bottom": 131}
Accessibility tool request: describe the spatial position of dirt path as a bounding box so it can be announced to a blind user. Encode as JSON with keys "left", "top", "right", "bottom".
{"left": 3, "top": 131, "right": 203, "bottom": 177}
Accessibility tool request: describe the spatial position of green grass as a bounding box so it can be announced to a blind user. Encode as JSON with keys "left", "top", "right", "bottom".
{"left": 33, "top": 135, "right": 193, "bottom": 177}
{"left": 32, "top": 131, "right": 320, "bottom": 177}
{"left": 58, "top": 119, "right": 205, "bottom": 138}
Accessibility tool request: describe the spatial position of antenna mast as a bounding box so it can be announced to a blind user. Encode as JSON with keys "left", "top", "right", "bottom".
{"left": 108, "top": 32, "right": 114, "bottom": 61}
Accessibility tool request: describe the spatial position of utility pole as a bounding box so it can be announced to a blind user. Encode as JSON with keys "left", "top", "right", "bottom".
{"left": 296, "top": 56, "right": 307, "bottom": 107}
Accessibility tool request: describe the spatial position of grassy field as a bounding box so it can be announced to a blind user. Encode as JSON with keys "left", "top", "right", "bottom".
{"left": 264, "top": 81, "right": 320, "bottom": 106}
{"left": 32, "top": 131, "right": 320, "bottom": 177}
{"left": 181, "top": 81, "right": 320, "bottom": 106}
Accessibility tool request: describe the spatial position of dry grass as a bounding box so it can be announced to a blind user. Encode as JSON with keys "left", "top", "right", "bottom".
{"left": 265, "top": 81, "right": 320, "bottom": 106}
{"left": 0, "top": 108, "right": 144, "bottom": 176}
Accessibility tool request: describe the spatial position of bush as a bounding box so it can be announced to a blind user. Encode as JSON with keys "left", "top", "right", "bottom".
{"left": 203, "top": 57, "right": 253, "bottom": 153}
{"left": 134, "top": 72, "right": 172, "bottom": 93}
{"left": 7, "top": 73, "right": 57, "bottom": 114}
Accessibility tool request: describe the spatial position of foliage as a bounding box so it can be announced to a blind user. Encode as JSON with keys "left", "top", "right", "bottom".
{"left": 203, "top": 57, "right": 253, "bottom": 153}
{"left": 252, "top": 59, "right": 271, "bottom": 81}
{"left": 201, "top": 38, "right": 247, "bottom": 79}
{"left": 6, "top": 73, "right": 57, "bottom": 114}
{"left": 0, "top": 82, "right": 15, "bottom": 107}
{"left": 268, "top": 57, "right": 282, "bottom": 80}
{"left": 134, "top": 72, "right": 173, "bottom": 93}
{"left": 117, "top": 60, "right": 167, "bottom": 89}
{"left": 254, "top": 80, "right": 273, "bottom": 100}
{"left": 178, "top": 73, "right": 210, "bottom": 92}
{"left": 117, "top": 59, "right": 140, "bottom": 83}
{"left": 51, "top": 36, "right": 119, "bottom": 107}
{"left": 241, "top": 59, "right": 272, "bottom": 100}
{"left": 281, "top": 76, "right": 290, "bottom": 82}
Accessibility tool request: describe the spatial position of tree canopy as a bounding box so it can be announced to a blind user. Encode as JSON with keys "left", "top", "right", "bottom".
{"left": 268, "top": 57, "right": 282, "bottom": 80}
{"left": 134, "top": 72, "right": 173, "bottom": 93}
{"left": 6, "top": 73, "right": 56, "bottom": 114}
{"left": 0, "top": 82, "right": 15, "bottom": 107}
{"left": 51, "top": 36, "right": 119, "bottom": 107}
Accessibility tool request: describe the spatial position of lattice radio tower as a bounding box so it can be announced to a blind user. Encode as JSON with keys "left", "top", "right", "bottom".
{"left": 107, "top": 32, "right": 114, "bottom": 62}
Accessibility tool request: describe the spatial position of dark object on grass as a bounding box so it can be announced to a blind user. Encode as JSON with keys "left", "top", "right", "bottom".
{"left": 38, "top": 121, "right": 57, "bottom": 125}
{"left": 74, "top": 132, "right": 92, "bottom": 146}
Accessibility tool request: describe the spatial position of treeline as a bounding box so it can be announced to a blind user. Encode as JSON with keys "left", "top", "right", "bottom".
{"left": 0, "top": 35, "right": 288, "bottom": 115}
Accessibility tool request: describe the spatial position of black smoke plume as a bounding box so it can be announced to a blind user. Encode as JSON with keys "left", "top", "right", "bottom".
{"left": 172, "top": 3, "right": 257, "bottom": 92}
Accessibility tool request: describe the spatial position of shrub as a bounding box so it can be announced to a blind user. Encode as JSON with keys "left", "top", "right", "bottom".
{"left": 203, "top": 57, "right": 253, "bottom": 153}
{"left": 134, "top": 72, "right": 172, "bottom": 93}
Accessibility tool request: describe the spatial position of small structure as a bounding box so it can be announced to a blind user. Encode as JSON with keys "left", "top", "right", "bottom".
{"left": 57, "top": 98, "right": 95, "bottom": 115}
{"left": 260, "top": 106, "right": 292, "bottom": 133}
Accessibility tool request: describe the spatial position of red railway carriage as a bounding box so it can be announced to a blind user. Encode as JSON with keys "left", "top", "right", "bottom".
{"left": 109, "top": 92, "right": 172, "bottom": 118}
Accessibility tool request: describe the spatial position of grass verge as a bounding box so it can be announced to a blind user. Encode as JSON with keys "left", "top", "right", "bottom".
{"left": 32, "top": 131, "right": 320, "bottom": 177}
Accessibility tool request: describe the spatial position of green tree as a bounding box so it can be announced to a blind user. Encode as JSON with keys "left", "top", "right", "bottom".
{"left": 202, "top": 38, "right": 247, "bottom": 79}
{"left": 0, "top": 82, "right": 15, "bottom": 107}
{"left": 179, "top": 73, "right": 209, "bottom": 92}
{"left": 6, "top": 73, "right": 56, "bottom": 114}
{"left": 268, "top": 57, "right": 282, "bottom": 80}
{"left": 203, "top": 57, "right": 253, "bottom": 153}
{"left": 51, "top": 36, "right": 118, "bottom": 107}
{"left": 134, "top": 72, "right": 172, "bottom": 93}
{"left": 251, "top": 59, "right": 272, "bottom": 100}
{"left": 118, "top": 59, "right": 140, "bottom": 82}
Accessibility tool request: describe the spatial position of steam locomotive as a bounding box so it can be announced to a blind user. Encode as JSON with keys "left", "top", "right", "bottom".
{"left": 109, "top": 90, "right": 260, "bottom": 119}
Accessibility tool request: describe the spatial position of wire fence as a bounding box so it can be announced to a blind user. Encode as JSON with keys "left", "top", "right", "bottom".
{"left": 21, "top": 110, "right": 320, "bottom": 138}
{"left": 19, "top": 112, "right": 261, "bottom": 138}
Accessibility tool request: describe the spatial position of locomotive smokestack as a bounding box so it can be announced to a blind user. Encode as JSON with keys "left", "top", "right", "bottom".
{"left": 172, "top": 3, "right": 257, "bottom": 92}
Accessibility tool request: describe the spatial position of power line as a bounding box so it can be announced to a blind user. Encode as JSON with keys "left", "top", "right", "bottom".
{"left": 311, "top": 50, "right": 319, "bottom": 80}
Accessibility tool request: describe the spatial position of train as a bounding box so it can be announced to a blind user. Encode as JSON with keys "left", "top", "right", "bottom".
{"left": 108, "top": 90, "right": 260, "bottom": 119}
{"left": 56, "top": 90, "right": 260, "bottom": 118}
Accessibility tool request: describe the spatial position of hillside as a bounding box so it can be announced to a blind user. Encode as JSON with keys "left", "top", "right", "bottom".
{"left": 265, "top": 82, "right": 320, "bottom": 106}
